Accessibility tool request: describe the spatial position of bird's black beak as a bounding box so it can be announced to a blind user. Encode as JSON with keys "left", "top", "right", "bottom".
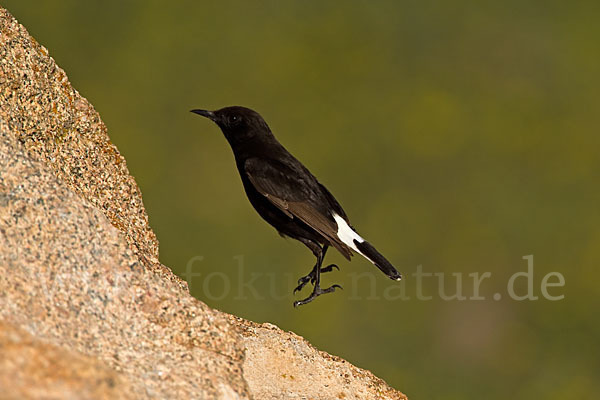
{"left": 190, "top": 109, "right": 216, "bottom": 121}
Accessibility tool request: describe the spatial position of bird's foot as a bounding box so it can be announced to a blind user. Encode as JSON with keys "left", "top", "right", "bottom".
{"left": 320, "top": 263, "right": 340, "bottom": 274}
{"left": 293, "top": 284, "right": 343, "bottom": 307}
{"left": 293, "top": 275, "right": 311, "bottom": 294}
{"left": 293, "top": 264, "right": 339, "bottom": 294}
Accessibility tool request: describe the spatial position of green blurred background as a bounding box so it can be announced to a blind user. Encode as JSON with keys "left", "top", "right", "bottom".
{"left": 5, "top": 1, "right": 598, "bottom": 398}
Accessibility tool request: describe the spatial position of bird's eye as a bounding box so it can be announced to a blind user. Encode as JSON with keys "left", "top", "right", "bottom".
{"left": 229, "top": 115, "right": 240, "bottom": 124}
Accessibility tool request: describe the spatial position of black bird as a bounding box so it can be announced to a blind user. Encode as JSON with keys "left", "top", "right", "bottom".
{"left": 191, "top": 106, "right": 401, "bottom": 306}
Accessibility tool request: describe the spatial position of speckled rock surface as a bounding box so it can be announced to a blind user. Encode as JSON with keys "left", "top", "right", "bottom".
{"left": 0, "top": 320, "right": 136, "bottom": 400}
{"left": 235, "top": 318, "right": 408, "bottom": 400}
{"left": 0, "top": 123, "right": 248, "bottom": 398}
{"left": 0, "top": 7, "right": 181, "bottom": 290}
{"left": 0, "top": 7, "right": 406, "bottom": 400}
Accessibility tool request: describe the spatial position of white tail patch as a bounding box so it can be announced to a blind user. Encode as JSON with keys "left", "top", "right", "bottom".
{"left": 333, "top": 214, "right": 370, "bottom": 259}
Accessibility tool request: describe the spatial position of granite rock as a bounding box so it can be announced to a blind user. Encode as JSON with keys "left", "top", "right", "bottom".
{"left": 0, "top": 320, "right": 136, "bottom": 400}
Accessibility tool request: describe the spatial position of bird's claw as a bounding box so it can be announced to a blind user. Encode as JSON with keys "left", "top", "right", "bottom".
{"left": 320, "top": 263, "right": 339, "bottom": 273}
{"left": 326, "top": 284, "right": 343, "bottom": 291}
{"left": 293, "top": 283, "right": 306, "bottom": 294}
{"left": 296, "top": 275, "right": 311, "bottom": 286}
{"left": 293, "top": 283, "right": 343, "bottom": 307}
{"left": 294, "top": 275, "right": 311, "bottom": 293}
{"left": 293, "top": 264, "right": 340, "bottom": 294}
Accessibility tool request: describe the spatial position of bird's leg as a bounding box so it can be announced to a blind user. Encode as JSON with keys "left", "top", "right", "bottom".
{"left": 293, "top": 263, "right": 339, "bottom": 293}
{"left": 293, "top": 244, "right": 339, "bottom": 293}
{"left": 293, "top": 245, "right": 342, "bottom": 307}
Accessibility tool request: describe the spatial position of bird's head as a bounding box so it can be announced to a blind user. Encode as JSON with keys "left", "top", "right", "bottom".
{"left": 191, "top": 106, "right": 272, "bottom": 148}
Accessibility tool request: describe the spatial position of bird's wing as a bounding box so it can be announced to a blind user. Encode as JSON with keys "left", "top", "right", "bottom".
{"left": 244, "top": 157, "right": 353, "bottom": 260}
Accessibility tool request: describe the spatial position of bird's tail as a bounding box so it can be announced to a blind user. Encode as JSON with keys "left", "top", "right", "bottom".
{"left": 354, "top": 239, "right": 402, "bottom": 281}
{"left": 332, "top": 214, "right": 401, "bottom": 280}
